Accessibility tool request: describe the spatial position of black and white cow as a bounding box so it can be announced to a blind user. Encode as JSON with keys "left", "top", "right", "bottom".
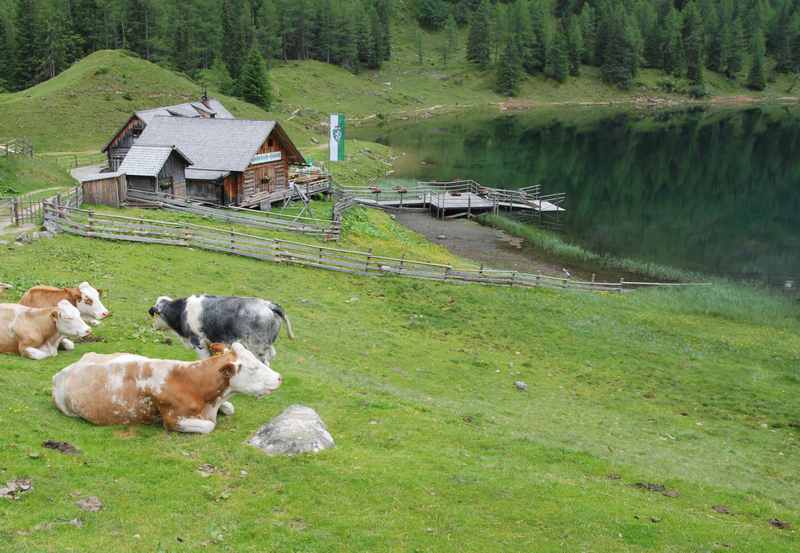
{"left": 148, "top": 295, "right": 295, "bottom": 363}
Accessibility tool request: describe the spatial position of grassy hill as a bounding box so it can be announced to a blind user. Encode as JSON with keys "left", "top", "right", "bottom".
{"left": 0, "top": 219, "right": 798, "bottom": 551}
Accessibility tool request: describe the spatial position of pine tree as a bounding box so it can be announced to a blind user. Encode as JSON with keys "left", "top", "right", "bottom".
{"left": 508, "top": 0, "right": 536, "bottom": 75}
{"left": 528, "top": 0, "right": 550, "bottom": 74}
{"left": 579, "top": 4, "right": 597, "bottom": 65}
{"left": 661, "top": 4, "right": 684, "bottom": 77}
{"left": 15, "top": 0, "right": 42, "bottom": 89}
{"left": 601, "top": 3, "right": 637, "bottom": 89}
{"left": 724, "top": 16, "right": 745, "bottom": 78}
{"left": 255, "top": 0, "right": 283, "bottom": 62}
{"left": 466, "top": 0, "right": 491, "bottom": 69}
{"left": 440, "top": 15, "right": 458, "bottom": 67}
{"left": 73, "top": 0, "right": 102, "bottom": 56}
{"left": 495, "top": 38, "right": 521, "bottom": 95}
{"left": 201, "top": 56, "right": 235, "bottom": 95}
{"left": 0, "top": 17, "right": 14, "bottom": 90}
{"left": 375, "top": 0, "right": 391, "bottom": 60}
{"left": 747, "top": 30, "right": 767, "bottom": 90}
{"left": 706, "top": 3, "right": 725, "bottom": 72}
{"left": 222, "top": 0, "right": 249, "bottom": 77}
{"left": 236, "top": 46, "right": 272, "bottom": 108}
{"left": 548, "top": 24, "right": 569, "bottom": 82}
{"left": 124, "top": 0, "right": 154, "bottom": 60}
{"left": 773, "top": 2, "right": 794, "bottom": 73}
{"left": 682, "top": 1, "right": 704, "bottom": 86}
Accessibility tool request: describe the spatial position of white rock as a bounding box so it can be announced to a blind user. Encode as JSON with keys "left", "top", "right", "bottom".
{"left": 248, "top": 405, "right": 334, "bottom": 456}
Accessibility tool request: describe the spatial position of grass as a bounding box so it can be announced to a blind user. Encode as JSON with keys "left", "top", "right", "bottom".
{"left": 0, "top": 157, "right": 76, "bottom": 197}
{"left": 0, "top": 230, "right": 798, "bottom": 552}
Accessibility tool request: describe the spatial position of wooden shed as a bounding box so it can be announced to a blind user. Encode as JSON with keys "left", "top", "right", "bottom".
{"left": 117, "top": 145, "right": 192, "bottom": 197}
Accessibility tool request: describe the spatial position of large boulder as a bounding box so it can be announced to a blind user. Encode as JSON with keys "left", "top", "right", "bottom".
{"left": 248, "top": 405, "right": 334, "bottom": 456}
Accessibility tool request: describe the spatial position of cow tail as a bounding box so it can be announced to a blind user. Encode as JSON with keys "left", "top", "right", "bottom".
{"left": 271, "top": 304, "right": 295, "bottom": 339}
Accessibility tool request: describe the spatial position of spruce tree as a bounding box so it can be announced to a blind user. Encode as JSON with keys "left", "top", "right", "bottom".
{"left": 441, "top": 15, "right": 458, "bottom": 67}
{"left": 661, "top": 4, "right": 684, "bottom": 77}
{"left": 706, "top": 4, "right": 725, "bottom": 72}
{"left": 15, "top": 0, "right": 42, "bottom": 89}
{"left": 124, "top": 0, "right": 154, "bottom": 60}
{"left": 600, "top": 4, "right": 637, "bottom": 89}
{"left": 724, "top": 16, "right": 745, "bottom": 78}
{"left": 579, "top": 4, "right": 597, "bottom": 65}
{"left": 236, "top": 46, "right": 272, "bottom": 108}
{"left": 466, "top": 0, "right": 491, "bottom": 69}
{"left": 375, "top": 0, "right": 391, "bottom": 61}
{"left": 747, "top": 30, "right": 767, "bottom": 91}
{"left": 528, "top": 0, "right": 550, "bottom": 74}
{"left": 495, "top": 38, "right": 521, "bottom": 95}
{"left": 548, "top": 25, "right": 569, "bottom": 83}
{"left": 682, "top": 1, "right": 704, "bottom": 86}
{"left": 566, "top": 16, "right": 583, "bottom": 76}
{"left": 0, "top": 17, "right": 14, "bottom": 90}
{"left": 222, "top": 0, "right": 249, "bottom": 77}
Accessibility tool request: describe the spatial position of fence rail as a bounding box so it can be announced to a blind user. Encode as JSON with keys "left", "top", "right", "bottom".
{"left": 43, "top": 202, "right": 710, "bottom": 293}
{"left": 1, "top": 186, "right": 82, "bottom": 227}
{"left": 126, "top": 189, "right": 342, "bottom": 240}
{"left": 0, "top": 137, "right": 34, "bottom": 158}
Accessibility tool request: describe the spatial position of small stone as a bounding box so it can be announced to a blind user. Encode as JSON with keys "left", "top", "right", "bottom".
{"left": 197, "top": 464, "right": 216, "bottom": 477}
{"left": 514, "top": 381, "right": 528, "bottom": 391}
{"left": 436, "top": 234, "right": 446, "bottom": 240}
{"left": 712, "top": 505, "right": 731, "bottom": 514}
{"left": 249, "top": 405, "right": 334, "bottom": 456}
{"left": 76, "top": 496, "right": 102, "bottom": 512}
{"left": 0, "top": 478, "right": 33, "bottom": 500}
{"left": 769, "top": 518, "right": 792, "bottom": 530}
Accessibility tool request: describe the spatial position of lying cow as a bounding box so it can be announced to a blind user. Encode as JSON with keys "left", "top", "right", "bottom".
{"left": 0, "top": 300, "right": 92, "bottom": 359}
{"left": 148, "top": 295, "right": 294, "bottom": 363}
{"left": 52, "top": 342, "right": 282, "bottom": 433}
{"left": 20, "top": 282, "right": 110, "bottom": 326}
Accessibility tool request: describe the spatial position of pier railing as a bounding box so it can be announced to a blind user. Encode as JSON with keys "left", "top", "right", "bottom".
{"left": 42, "top": 201, "right": 709, "bottom": 293}
{"left": 336, "top": 179, "right": 567, "bottom": 214}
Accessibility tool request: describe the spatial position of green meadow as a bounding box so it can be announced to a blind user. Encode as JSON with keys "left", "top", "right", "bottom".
{"left": 0, "top": 213, "right": 798, "bottom": 551}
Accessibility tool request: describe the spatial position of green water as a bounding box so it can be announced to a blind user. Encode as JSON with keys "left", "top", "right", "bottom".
{"left": 355, "top": 106, "right": 800, "bottom": 284}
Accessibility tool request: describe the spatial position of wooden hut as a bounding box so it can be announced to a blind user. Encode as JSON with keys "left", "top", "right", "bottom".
{"left": 135, "top": 116, "right": 305, "bottom": 207}
{"left": 101, "top": 97, "right": 233, "bottom": 171}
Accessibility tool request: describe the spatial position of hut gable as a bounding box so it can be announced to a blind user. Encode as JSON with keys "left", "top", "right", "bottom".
{"left": 118, "top": 145, "right": 192, "bottom": 177}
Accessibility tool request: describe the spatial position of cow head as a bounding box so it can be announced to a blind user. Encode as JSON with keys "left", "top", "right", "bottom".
{"left": 52, "top": 300, "right": 92, "bottom": 338}
{"left": 76, "top": 282, "right": 110, "bottom": 320}
{"left": 225, "top": 342, "right": 282, "bottom": 398}
{"left": 148, "top": 296, "right": 174, "bottom": 331}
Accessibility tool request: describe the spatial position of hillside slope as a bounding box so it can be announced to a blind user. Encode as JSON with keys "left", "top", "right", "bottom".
{"left": 0, "top": 230, "right": 798, "bottom": 551}
{"left": 0, "top": 50, "right": 315, "bottom": 153}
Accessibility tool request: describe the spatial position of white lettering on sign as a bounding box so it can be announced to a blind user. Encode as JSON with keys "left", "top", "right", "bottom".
{"left": 251, "top": 151, "right": 282, "bottom": 165}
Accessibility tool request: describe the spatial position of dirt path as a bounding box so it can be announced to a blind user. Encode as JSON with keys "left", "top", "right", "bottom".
{"left": 393, "top": 211, "right": 572, "bottom": 278}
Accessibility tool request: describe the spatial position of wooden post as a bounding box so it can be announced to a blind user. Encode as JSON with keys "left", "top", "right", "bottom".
{"left": 365, "top": 248, "right": 372, "bottom": 273}
{"left": 591, "top": 273, "right": 596, "bottom": 283}
{"left": 467, "top": 193, "right": 471, "bottom": 218}
{"left": 400, "top": 253, "right": 406, "bottom": 272}
{"left": 230, "top": 232, "right": 236, "bottom": 253}
{"left": 510, "top": 271, "right": 517, "bottom": 287}
{"left": 88, "top": 210, "right": 95, "bottom": 235}
{"left": 619, "top": 277, "right": 625, "bottom": 293}
{"left": 12, "top": 198, "right": 20, "bottom": 226}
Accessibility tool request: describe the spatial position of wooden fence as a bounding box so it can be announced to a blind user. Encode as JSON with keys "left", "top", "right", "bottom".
{"left": 42, "top": 202, "right": 710, "bottom": 293}
{"left": 126, "top": 189, "right": 343, "bottom": 240}
{"left": 0, "top": 137, "right": 34, "bottom": 158}
{"left": 2, "top": 186, "right": 83, "bottom": 227}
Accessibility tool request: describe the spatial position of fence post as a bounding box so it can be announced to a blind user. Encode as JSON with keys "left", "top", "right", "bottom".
{"left": 230, "top": 232, "right": 236, "bottom": 253}
{"left": 88, "top": 210, "right": 95, "bottom": 235}
{"left": 511, "top": 271, "right": 516, "bottom": 287}
{"left": 365, "top": 248, "right": 372, "bottom": 273}
{"left": 400, "top": 253, "right": 405, "bottom": 272}
{"left": 619, "top": 278, "right": 625, "bottom": 293}
{"left": 12, "top": 198, "right": 20, "bottom": 226}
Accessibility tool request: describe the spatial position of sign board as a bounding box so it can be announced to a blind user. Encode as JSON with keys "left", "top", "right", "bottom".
{"left": 251, "top": 151, "right": 282, "bottom": 165}
{"left": 330, "top": 113, "right": 345, "bottom": 161}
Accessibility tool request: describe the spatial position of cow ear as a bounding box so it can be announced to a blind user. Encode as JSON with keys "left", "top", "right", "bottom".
{"left": 97, "top": 288, "right": 105, "bottom": 298}
{"left": 219, "top": 363, "right": 238, "bottom": 379}
{"left": 209, "top": 343, "right": 226, "bottom": 356}
{"left": 50, "top": 309, "right": 60, "bottom": 321}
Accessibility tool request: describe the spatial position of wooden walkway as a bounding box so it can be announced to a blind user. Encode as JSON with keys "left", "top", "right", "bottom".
{"left": 339, "top": 180, "right": 566, "bottom": 220}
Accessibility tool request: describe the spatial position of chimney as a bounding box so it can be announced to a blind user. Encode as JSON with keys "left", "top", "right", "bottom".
{"left": 201, "top": 86, "right": 210, "bottom": 109}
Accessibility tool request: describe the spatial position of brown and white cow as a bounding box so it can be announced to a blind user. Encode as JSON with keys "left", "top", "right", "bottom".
{"left": 52, "top": 342, "right": 282, "bottom": 434}
{"left": 20, "top": 283, "right": 110, "bottom": 326}
{"left": 0, "top": 301, "right": 92, "bottom": 359}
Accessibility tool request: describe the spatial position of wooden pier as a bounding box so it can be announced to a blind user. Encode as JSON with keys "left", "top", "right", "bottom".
{"left": 339, "top": 180, "right": 566, "bottom": 221}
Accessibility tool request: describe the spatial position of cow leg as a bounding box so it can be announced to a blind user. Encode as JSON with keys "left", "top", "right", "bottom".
{"left": 60, "top": 338, "right": 75, "bottom": 351}
{"left": 175, "top": 417, "right": 216, "bottom": 434}
{"left": 20, "top": 344, "right": 51, "bottom": 360}
{"left": 219, "top": 401, "right": 235, "bottom": 416}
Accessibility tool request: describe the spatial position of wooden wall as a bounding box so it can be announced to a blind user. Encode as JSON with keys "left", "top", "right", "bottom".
{"left": 106, "top": 116, "right": 145, "bottom": 170}
{"left": 238, "top": 133, "right": 290, "bottom": 205}
{"left": 82, "top": 175, "right": 127, "bottom": 207}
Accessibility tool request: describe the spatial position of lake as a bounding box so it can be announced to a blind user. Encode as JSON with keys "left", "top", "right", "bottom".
{"left": 354, "top": 106, "right": 800, "bottom": 286}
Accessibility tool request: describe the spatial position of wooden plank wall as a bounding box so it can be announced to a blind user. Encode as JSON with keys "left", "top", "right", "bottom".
{"left": 81, "top": 175, "right": 127, "bottom": 207}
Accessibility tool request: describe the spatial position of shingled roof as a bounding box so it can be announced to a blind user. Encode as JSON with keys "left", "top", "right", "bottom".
{"left": 135, "top": 98, "right": 234, "bottom": 124}
{"left": 118, "top": 145, "right": 192, "bottom": 177}
{"left": 136, "top": 117, "right": 303, "bottom": 173}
